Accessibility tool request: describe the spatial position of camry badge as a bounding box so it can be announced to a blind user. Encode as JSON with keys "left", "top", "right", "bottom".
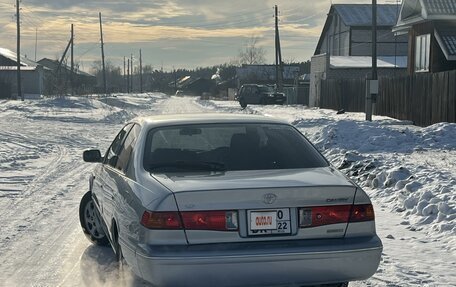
{"left": 263, "top": 193, "right": 277, "bottom": 204}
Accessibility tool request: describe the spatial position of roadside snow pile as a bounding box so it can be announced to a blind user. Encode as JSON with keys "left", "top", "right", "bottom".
{"left": 311, "top": 121, "right": 456, "bottom": 251}
{"left": 420, "top": 122, "right": 456, "bottom": 150}
{"left": 2, "top": 97, "right": 133, "bottom": 123}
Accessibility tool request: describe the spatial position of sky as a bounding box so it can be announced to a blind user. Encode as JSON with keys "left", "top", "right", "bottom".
{"left": 0, "top": 0, "right": 397, "bottom": 72}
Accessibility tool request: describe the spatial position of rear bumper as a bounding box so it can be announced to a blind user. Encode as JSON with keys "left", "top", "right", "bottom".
{"left": 135, "top": 236, "right": 382, "bottom": 287}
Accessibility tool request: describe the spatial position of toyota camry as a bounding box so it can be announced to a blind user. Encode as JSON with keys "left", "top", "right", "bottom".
{"left": 79, "top": 113, "right": 382, "bottom": 287}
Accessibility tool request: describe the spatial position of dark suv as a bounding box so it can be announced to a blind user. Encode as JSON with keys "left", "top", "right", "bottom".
{"left": 236, "top": 84, "right": 286, "bottom": 108}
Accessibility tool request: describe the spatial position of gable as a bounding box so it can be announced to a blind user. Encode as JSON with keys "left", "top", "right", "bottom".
{"left": 401, "top": 0, "right": 423, "bottom": 19}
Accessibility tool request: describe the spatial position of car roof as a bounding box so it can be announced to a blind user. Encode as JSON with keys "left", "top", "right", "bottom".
{"left": 130, "top": 113, "right": 288, "bottom": 128}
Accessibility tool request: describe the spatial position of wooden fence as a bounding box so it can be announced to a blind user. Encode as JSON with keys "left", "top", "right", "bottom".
{"left": 320, "top": 70, "right": 456, "bottom": 126}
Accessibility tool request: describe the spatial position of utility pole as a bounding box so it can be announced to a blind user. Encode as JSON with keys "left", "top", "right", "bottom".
{"left": 372, "top": 0, "right": 378, "bottom": 82}
{"left": 139, "top": 49, "right": 143, "bottom": 93}
{"left": 173, "top": 66, "right": 177, "bottom": 91}
{"left": 99, "top": 12, "right": 107, "bottom": 96}
{"left": 71, "top": 24, "right": 74, "bottom": 96}
{"left": 130, "top": 53, "right": 133, "bottom": 93}
{"left": 366, "top": 0, "right": 378, "bottom": 121}
{"left": 16, "top": 0, "right": 22, "bottom": 101}
{"left": 274, "top": 5, "right": 284, "bottom": 93}
{"left": 34, "top": 27, "right": 38, "bottom": 62}
{"left": 123, "top": 56, "right": 126, "bottom": 93}
{"left": 127, "top": 58, "right": 130, "bottom": 93}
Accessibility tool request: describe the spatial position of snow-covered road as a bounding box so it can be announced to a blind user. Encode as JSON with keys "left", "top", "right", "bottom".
{"left": 0, "top": 95, "right": 454, "bottom": 287}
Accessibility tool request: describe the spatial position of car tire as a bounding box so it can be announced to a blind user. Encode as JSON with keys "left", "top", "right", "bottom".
{"left": 240, "top": 99, "right": 247, "bottom": 108}
{"left": 79, "top": 191, "right": 110, "bottom": 246}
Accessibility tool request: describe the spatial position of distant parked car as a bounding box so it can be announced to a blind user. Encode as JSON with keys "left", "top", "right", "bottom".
{"left": 237, "top": 84, "right": 286, "bottom": 108}
{"left": 79, "top": 113, "right": 382, "bottom": 287}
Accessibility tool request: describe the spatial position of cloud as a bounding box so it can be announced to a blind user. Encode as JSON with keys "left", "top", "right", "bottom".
{"left": 0, "top": 0, "right": 396, "bottom": 69}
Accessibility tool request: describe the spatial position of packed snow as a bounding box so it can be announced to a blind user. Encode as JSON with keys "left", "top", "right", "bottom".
{"left": 0, "top": 94, "right": 454, "bottom": 286}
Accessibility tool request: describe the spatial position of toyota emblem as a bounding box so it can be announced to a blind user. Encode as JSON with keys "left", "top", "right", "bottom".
{"left": 263, "top": 193, "right": 277, "bottom": 204}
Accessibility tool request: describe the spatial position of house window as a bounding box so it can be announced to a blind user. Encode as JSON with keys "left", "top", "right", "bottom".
{"left": 415, "top": 34, "right": 431, "bottom": 72}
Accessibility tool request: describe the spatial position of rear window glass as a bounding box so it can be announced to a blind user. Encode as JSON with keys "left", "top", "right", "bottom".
{"left": 143, "top": 123, "right": 328, "bottom": 172}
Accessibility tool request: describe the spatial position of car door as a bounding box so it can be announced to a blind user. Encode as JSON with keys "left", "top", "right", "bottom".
{"left": 110, "top": 124, "right": 143, "bottom": 249}
{"left": 250, "top": 86, "right": 261, "bottom": 104}
{"left": 243, "top": 86, "right": 254, "bottom": 103}
{"left": 96, "top": 124, "right": 133, "bottom": 231}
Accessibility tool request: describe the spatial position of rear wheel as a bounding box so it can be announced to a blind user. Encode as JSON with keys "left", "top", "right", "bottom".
{"left": 79, "top": 191, "right": 109, "bottom": 246}
{"left": 239, "top": 99, "right": 247, "bottom": 108}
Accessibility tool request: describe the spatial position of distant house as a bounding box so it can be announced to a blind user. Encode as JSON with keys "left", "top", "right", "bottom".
{"left": 235, "top": 64, "right": 300, "bottom": 87}
{"left": 171, "top": 76, "right": 216, "bottom": 96}
{"left": 393, "top": 0, "right": 456, "bottom": 74}
{"left": 38, "top": 58, "right": 97, "bottom": 95}
{"left": 0, "top": 47, "right": 47, "bottom": 98}
{"left": 310, "top": 4, "right": 408, "bottom": 107}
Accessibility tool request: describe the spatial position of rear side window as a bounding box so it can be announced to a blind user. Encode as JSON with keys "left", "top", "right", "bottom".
{"left": 116, "top": 124, "right": 141, "bottom": 177}
{"left": 104, "top": 124, "right": 133, "bottom": 168}
{"left": 143, "top": 123, "right": 328, "bottom": 172}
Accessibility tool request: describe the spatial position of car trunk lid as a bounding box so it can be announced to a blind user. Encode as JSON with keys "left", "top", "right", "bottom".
{"left": 151, "top": 167, "right": 357, "bottom": 244}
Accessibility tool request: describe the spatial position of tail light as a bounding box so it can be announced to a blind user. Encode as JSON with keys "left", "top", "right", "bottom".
{"left": 299, "top": 204, "right": 375, "bottom": 228}
{"left": 182, "top": 211, "right": 238, "bottom": 231}
{"left": 141, "top": 211, "right": 182, "bottom": 229}
{"left": 141, "top": 210, "right": 238, "bottom": 231}
{"left": 349, "top": 204, "right": 375, "bottom": 222}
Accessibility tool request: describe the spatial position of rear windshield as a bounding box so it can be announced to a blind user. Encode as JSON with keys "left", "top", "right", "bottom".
{"left": 143, "top": 123, "right": 328, "bottom": 172}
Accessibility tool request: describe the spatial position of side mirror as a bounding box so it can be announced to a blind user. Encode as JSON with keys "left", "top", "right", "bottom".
{"left": 83, "top": 149, "right": 103, "bottom": 163}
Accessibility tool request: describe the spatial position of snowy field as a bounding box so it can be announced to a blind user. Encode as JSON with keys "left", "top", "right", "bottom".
{"left": 0, "top": 94, "right": 454, "bottom": 286}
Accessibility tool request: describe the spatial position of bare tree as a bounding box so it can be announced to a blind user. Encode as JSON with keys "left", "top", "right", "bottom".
{"left": 238, "top": 37, "right": 266, "bottom": 65}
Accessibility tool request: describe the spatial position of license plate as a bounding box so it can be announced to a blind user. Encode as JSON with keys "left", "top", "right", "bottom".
{"left": 248, "top": 209, "right": 291, "bottom": 236}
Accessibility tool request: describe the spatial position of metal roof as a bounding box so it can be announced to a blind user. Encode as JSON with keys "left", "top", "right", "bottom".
{"left": 394, "top": 0, "right": 456, "bottom": 33}
{"left": 0, "top": 47, "right": 39, "bottom": 67}
{"left": 37, "top": 58, "right": 94, "bottom": 77}
{"left": 333, "top": 4, "right": 401, "bottom": 27}
{"left": 422, "top": 0, "right": 456, "bottom": 16}
{"left": 435, "top": 25, "right": 456, "bottom": 60}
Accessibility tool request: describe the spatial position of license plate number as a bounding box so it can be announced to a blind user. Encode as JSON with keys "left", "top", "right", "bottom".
{"left": 248, "top": 209, "right": 291, "bottom": 236}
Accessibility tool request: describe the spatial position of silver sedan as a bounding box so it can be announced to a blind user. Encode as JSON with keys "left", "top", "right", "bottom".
{"left": 79, "top": 113, "right": 382, "bottom": 287}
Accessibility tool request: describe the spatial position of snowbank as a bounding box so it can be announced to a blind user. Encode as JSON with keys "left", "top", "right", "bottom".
{"left": 196, "top": 99, "right": 456, "bottom": 253}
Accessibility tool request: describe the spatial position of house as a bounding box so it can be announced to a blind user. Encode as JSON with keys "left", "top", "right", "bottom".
{"left": 310, "top": 4, "right": 409, "bottom": 107}
{"left": 170, "top": 76, "right": 216, "bottom": 96}
{"left": 38, "top": 58, "right": 97, "bottom": 95}
{"left": 314, "top": 4, "right": 408, "bottom": 57}
{"left": 393, "top": 0, "right": 456, "bottom": 74}
{"left": 236, "top": 64, "right": 308, "bottom": 104}
{"left": 0, "top": 47, "right": 47, "bottom": 98}
{"left": 235, "top": 64, "right": 300, "bottom": 87}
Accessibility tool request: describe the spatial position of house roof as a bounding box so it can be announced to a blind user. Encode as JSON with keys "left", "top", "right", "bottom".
{"left": 314, "top": 4, "right": 400, "bottom": 55}
{"left": 423, "top": 0, "right": 456, "bottom": 16}
{"left": 334, "top": 4, "right": 401, "bottom": 27}
{"left": 394, "top": 0, "right": 456, "bottom": 33}
{"left": 37, "top": 58, "right": 95, "bottom": 77}
{"left": 434, "top": 24, "right": 456, "bottom": 60}
{"left": 0, "top": 47, "right": 40, "bottom": 67}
